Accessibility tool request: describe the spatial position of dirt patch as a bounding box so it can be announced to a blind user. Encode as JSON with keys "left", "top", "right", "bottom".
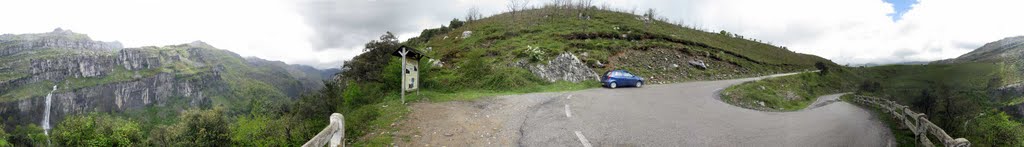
{"left": 393, "top": 92, "right": 564, "bottom": 146}
{"left": 393, "top": 100, "right": 509, "bottom": 146}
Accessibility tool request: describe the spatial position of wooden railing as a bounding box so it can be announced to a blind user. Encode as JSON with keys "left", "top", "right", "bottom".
{"left": 303, "top": 113, "right": 345, "bottom": 147}
{"left": 849, "top": 95, "right": 971, "bottom": 147}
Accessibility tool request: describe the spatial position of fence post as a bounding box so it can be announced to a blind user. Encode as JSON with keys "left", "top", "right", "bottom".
{"left": 851, "top": 95, "right": 969, "bottom": 147}
{"left": 329, "top": 113, "right": 345, "bottom": 147}
{"left": 303, "top": 113, "right": 346, "bottom": 147}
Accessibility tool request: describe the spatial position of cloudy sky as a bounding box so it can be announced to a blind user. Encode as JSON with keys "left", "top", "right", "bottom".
{"left": 1, "top": 0, "right": 1022, "bottom": 68}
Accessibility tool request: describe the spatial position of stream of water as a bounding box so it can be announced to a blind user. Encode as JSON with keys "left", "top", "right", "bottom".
{"left": 42, "top": 85, "right": 56, "bottom": 136}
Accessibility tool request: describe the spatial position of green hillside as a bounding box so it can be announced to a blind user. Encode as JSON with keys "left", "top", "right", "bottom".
{"left": 406, "top": 7, "right": 829, "bottom": 84}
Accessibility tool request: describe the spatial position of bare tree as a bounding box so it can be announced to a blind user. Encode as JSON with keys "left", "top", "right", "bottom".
{"left": 549, "top": 0, "right": 563, "bottom": 8}
{"left": 507, "top": 0, "right": 531, "bottom": 14}
{"left": 579, "top": 0, "right": 592, "bottom": 9}
{"left": 645, "top": 8, "right": 656, "bottom": 21}
{"left": 466, "top": 7, "right": 481, "bottom": 22}
{"left": 508, "top": 0, "right": 519, "bottom": 14}
{"left": 523, "top": 0, "right": 531, "bottom": 10}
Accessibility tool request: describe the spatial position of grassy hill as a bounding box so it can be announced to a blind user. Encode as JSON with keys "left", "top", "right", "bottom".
{"left": 405, "top": 7, "right": 830, "bottom": 85}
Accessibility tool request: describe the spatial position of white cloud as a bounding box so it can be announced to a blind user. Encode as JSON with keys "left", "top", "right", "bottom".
{"left": 608, "top": 0, "right": 1024, "bottom": 65}
{"left": 3, "top": 0, "right": 1023, "bottom": 68}
{"left": 0, "top": 0, "right": 342, "bottom": 68}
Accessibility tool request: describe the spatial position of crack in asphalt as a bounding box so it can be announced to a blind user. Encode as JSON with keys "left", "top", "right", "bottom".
{"left": 515, "top": 95, "right": 561, "bottom": 146}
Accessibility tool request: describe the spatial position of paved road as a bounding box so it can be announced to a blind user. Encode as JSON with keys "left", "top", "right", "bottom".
{"left": 397, "top": 73, "right": 894, "bottom": 146}
{"left": 514, "top": 73, "right": 893, "bottom": 146}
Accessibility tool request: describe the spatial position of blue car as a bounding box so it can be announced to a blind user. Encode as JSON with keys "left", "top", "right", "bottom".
{"left": 601, "top": 70, "right": 644, "bottom": 88}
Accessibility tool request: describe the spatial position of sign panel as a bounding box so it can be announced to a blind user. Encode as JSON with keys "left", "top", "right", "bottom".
{"left": 403, "top": 58, "right": 418, "bottom": 91}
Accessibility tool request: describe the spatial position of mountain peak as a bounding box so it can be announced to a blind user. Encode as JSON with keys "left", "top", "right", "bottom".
{"left": 189, "top": 40, "right": 215, "bottom": 49}
{"left": 944, "top": 35, "right": 1024, "bottom": 63}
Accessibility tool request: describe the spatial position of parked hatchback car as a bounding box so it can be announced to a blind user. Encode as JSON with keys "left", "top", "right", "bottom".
{"left": 601, "top": 70, "right": 644, "bottom": 88}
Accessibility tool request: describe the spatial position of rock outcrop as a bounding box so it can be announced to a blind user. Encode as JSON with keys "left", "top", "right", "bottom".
{"left": 1, "top": 28, "right": 122, "bottom": 56}
{"left": 30, "top": 54, "right": 115, "bottom": 81}
{"left": 117, "top": 48, "right": 166, "bottom": 70}
{"left": 0, "top": 72, "right": 219, "bottom": 128}
{"left": 527, "top": 53, "right": 598, "bottom": 83}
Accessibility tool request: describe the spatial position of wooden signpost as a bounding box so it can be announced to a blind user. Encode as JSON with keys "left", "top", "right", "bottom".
{"left": 393, "top": 45, "right": 423, "bottom": 104}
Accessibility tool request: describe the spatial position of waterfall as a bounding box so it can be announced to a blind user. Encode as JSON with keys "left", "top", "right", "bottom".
{"left": 42, "top": 85, "right": 56, "bottom": 136}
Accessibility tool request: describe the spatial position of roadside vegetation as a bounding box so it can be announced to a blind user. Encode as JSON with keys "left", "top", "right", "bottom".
{"left": 853, "top": 63, "right": 1024, "bottom": 146}
{"left": 725, "top": 61, "right": 1024, "bottom": 146}
{"left": 721, "top": 62, "right": 859, "bottom": 111}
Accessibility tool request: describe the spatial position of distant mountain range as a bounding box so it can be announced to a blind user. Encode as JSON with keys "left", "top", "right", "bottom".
{"left": 935, "top": 36, "right": 1024, "bottom": 64}
{"left": 0, "top": 28, "right": 339, "bottom": 128}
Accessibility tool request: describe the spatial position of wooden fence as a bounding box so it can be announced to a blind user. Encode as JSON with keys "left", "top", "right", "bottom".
{"left": 303, "top": 113, "right": 345, "bottom": 147}
{"left": 850, "top": 95, "right": 970, "bottom": 147}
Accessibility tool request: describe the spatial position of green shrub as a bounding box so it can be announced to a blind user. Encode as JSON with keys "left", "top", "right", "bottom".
{"left": 964, "top": 112, "right": 1024, "bottom": 146}
{"left": 230, "top": 116, "right": 289, "bottom": 146}
{"left": 0, "top": 125, "right": 10, "bottom": 147}
{"left": 177, "top": 108, "right": 231, "bottom": 147}
{"left": 53, "top": 113, "right": 143, "bottom": 147}
{"left": 9, "top": 124, "right": 45, "bottom": 146}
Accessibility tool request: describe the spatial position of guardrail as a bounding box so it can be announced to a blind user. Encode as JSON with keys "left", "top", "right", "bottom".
{"left": 303, "top": 113, "right": 345, "bottom": 147}
{"left": 849, "top": 95, "right": 970, "bottom": 147}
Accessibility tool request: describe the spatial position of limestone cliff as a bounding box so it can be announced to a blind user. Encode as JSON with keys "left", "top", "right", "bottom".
{"left": 0, "top": 29, "right": 336, "bottom": 128}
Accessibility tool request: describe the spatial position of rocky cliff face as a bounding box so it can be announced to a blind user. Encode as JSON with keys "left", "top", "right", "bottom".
{"left": 0, "top": 29, "right": 335, "bottom": 128}
{"left": 30, "top": 54, "right": 115, "bottom": 81}
{"left": 117, "top": 48, "right": 167, "bottom": 70}
{"left": 0, "top": 28, "right": 122, "bottom": 57}
{"left": 0, "top": 72, "right": 219, "bottom": 126}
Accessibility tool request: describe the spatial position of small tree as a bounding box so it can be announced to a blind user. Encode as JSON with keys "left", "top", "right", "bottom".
{"left": 814, "top": 61, "right": 829, "bottom": 75}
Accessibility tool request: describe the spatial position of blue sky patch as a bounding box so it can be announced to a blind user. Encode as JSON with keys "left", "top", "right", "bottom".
{"left": 884, "top": 0, "right": 918, "bottom": 21}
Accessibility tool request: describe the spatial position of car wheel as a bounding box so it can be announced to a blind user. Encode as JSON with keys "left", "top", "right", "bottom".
{"left": 609, "top": 82, "right": 617, "bottom": 89}
{"left": 636, "top": 81, "right": 643, "bottom": 88}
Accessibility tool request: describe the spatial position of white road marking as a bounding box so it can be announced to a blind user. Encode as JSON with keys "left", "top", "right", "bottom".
{"left": 564, "top": 104, "right": 572, "bottom": 118}
{"left": 574, "top": 131, "right": 593, "bottom": 147}
{"left": 567, "top": 94, "right": 573, "bottom": 99}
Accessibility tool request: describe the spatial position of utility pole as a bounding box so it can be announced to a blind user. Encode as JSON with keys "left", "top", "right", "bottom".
{"left": 398, "top": 48, "right": 409, "bottom": 104}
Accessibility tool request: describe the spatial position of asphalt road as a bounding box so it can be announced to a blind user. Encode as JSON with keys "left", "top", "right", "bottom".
{"left": 398, "top": 73, "right": 894, "bottom": 146}
{"left": 513, "top": 73, "right": 894, "bottom": 146}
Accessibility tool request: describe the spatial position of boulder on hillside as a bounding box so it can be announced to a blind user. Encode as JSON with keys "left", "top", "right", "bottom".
{"left": 688, "top": 60, "right": 708, "bottom": 69}
{"left": 527, "top": 53, "right": 598, "bottom": 83}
